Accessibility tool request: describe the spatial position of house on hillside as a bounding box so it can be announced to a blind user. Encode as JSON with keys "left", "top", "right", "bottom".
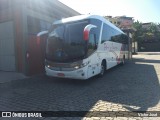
{"left": 105, "top": 16, "right": 134, "bottom": 29}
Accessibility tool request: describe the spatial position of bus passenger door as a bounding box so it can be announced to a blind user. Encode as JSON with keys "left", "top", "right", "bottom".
{"left": 109, "top": 50, "right": 117, "bottom": 68}
{"left": 87, "top": 33, "right": 99, "bottom": 78}
{"left": 108, "top": 42, "right": 117, "bottom": 68}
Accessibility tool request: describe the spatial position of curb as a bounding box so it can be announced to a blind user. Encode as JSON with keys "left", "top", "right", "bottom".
{"left": 137, "top": 52, "right": 160, "bottom": 55}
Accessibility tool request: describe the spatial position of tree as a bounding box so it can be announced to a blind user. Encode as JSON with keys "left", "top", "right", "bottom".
{"left": 149, "top": 23, "right": 160, "bottom": 41}
{"left": 132, "top": 21, "right": 160, "bottom": 52}
{"left": 149, "top": 23, "right": 157, "bottom": 33}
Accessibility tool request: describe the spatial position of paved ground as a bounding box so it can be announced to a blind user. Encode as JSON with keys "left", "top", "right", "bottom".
{"left": 138, "top": 52, "right": 160, "bottom": 55}
{"left": 0, "top": 71, "right": 27, "bottom": 84}
{"left": 0, "top": 54, "right": 160, "bottom": 120}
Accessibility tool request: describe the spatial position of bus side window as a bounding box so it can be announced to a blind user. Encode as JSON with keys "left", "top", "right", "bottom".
{"left": 101, "top": 24, "right": 111, "bottom": 43}
{"left": 90, "top": 19, "right": 102, "bottom": 45}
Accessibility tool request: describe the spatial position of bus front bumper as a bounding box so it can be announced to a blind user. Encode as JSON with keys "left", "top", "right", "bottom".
{"left": 45, "top": 66, "right": 88, "bottom": 80}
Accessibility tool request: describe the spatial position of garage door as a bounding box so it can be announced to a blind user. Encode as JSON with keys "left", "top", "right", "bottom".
{"left": 0, "top": 21, "right": 16, "bottom": 71}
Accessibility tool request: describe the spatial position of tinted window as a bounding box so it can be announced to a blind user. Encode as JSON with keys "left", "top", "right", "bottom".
{"left": 101, "top": 23, "right": 128, "bottom": 44}
{"left": 90, "top": 19, "right": 102, "bottom": 44}
{"left": 65, "top": 21, "right": 88, "bottom": 45}
{"left": 101, "top": 24, "right": 112, "bottom": 43}
{"left": 111, "top": 34, "right": 128, "bottom": 44}
{"left": 88, "top": 33, "right": 96, "bottom": 56}
{"left": 46, "top": 20, "right": 89, "bottom": 62}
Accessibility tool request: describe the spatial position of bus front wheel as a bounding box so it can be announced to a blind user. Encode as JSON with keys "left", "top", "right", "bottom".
{"left": 99, "top": 61, "right": 106, "bottom": 77}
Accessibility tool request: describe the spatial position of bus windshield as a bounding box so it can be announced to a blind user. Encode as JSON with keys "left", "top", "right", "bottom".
{"left": 46, "top": 20, "right": 89, "bottom": 63}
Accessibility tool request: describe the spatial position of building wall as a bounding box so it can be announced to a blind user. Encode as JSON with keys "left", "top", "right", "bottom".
{"left": 0, "top": 21, "right": 16, "bottom": 71}
{"left": 142, "top": 23, "right": 152, "bottom": 30}
{"left": 0, "top": 0, "right": 80, "bottom": 75}
{"left": 13, "top": 0, "right": 26, "bottom": 73}
{"left": 105, "top": 16, "right": 120, "bottom": 26}
{"left": 119, "top": 19, "right": 133, "bottom": 28}
{"left": 23, "top": 0, "right": 80, "bottom": 75}
{"left": 0, "top": 0, "right": 17, "bottom": 71}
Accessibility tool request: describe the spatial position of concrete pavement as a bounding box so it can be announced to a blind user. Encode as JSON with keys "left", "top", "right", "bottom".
{"left": 0, "top": 54, "right": 160, "bottom": 120}
{"left": 138, "top": 52, "right": 160, "bottom": 55}
{"left": 0, "top": 71, "right": 28, "bottom": 84}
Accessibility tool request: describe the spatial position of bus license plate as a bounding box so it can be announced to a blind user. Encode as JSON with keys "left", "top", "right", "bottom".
{"left": 57, "top": 73, "right": 65, "bottom": 77}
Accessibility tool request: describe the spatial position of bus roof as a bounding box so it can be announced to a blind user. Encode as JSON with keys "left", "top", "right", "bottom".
{"left": 53, "top": 14, "right": 124, "bottom": 33}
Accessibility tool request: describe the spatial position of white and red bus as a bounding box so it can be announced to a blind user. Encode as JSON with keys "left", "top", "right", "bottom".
{"left": 38, "top": 15, "right": 128, "bottom": 80}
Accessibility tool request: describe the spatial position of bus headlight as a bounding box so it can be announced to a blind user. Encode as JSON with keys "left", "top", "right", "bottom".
{"left": 80, "top": 61, "right": 90, "bottom": 68}
{"left": 47, "top": 65, "right": 51, "bottom": 68}
{"left": 74, "top": 66, "right": 80, "bottom": 69}
{"left": 74, "top": 61, "right": 90, "bottom": 69}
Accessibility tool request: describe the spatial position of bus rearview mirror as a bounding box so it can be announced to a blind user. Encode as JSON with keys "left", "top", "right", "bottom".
{"left": 83, "top": 24, "right": 97, "bottom": 41}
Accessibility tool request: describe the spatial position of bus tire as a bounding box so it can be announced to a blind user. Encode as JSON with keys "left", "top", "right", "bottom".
{"left": 99, "top": 61, "right": 106, "bottom": 77}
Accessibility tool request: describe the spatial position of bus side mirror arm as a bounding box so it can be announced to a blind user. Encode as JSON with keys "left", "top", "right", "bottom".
{"left": 37, "top": 31, "right": 48, "bottom": 37}
{"left": 36, "top": 31, "right": 48, "bottom": 45}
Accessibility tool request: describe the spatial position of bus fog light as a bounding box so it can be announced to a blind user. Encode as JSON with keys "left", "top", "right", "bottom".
{"left": 77, "top": 70, "right": 83, "bottom": 73}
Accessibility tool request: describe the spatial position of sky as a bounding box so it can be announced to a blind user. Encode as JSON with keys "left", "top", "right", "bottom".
{"left": 59, "top": 0, "right": 160, "bottom": 23}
